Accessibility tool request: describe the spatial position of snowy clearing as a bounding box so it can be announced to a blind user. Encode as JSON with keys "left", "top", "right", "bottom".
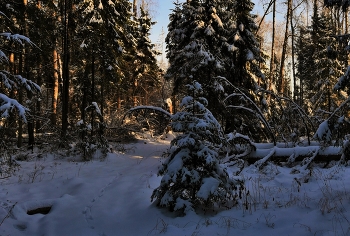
{"left": 1, "top": 135, "right": 350, "bottom": 236}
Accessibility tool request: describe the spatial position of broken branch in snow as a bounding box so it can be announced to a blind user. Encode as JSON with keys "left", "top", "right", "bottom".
{"left": 254, "top": 146, "right": 276, "bottom": 170}
{"left": 0, "top": 202, "right": 17, "bottom": 226}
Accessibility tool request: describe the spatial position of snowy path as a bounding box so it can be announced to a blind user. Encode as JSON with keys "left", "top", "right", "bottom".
{"left": 1, "top": 139, "right": 350, "bottom": 236}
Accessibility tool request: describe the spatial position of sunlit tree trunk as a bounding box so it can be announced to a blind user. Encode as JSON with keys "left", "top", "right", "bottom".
{"left": 269, "top": 0, "right": 276, "bottom": 92}
{"left": 291, "top": 0, "right": 296, "bottom": 101}
{"left": 52, "top": 49, "right": 59, "bottom": 125}
{"left": 279, "top": 0, "right": 292, "bottom": 94}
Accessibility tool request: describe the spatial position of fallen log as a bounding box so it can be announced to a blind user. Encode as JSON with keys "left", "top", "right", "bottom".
{"left": 236, "top": 146, "right": 343, "bottom": 165}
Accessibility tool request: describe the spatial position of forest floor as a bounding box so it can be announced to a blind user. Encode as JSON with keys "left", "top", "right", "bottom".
{"left": 1, "top": 133, "right": 350, "bottom": 236}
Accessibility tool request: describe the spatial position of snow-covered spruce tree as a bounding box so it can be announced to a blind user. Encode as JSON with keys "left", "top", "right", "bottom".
{"left": 0, "top": 11, "right": 40, "bottom": 174}
{"left": 220, "top": 0, "right": 268, "bottom": 139}
{"left": 226, "top": 0, "right": 265, "bottom": 90}
{"left": 296, "top": 24, "right": 313, "bottom": 107}
{"left": 0, "top": 14, "right": 40, "bottom": 126}
{"left": 165, "top": 0, "right": 233, "bottom": 126}
{"left": 151, "top": 81, "right": 241, "bottom": 214}
{"left": 131, "top": 7, "right": 161, "bottom": 106}
{"left": 306, "top": 7, "right": 343, "bottom": 116}
{"left": 73, "top": 0, "right": 136, "bottom": 119}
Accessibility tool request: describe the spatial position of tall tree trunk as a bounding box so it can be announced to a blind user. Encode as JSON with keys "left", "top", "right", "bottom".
{"left": 345, "top": 9, "right": 348, "bottom": 34}
{"left": 17, "top": 50, "right": 23, "bottom": 148}
{"left": 35, "top": 65, "right": 42, "bottom": 132}
{"left": 27, "top": 88, "right": 35, "bottom": 151}
{"left": 279, "top": 0, "right": 292, "bottom": 94}
{"left": 291, "top": 1, "right": 296, "bottom": 101}
{"left": 18, "top": 0, "right": 28, "bottom": 148}
{"left": 91, "top": 52, "right": 95, "bottom": 136}
{"left": 269, "top": 0, "right": 276, "bottom": 92}
{"left": 101, "top": 73, "right": 104, "bottom": 117}
{"left": 52, "top": 49, "right": 59, "bottom": 125}
{"left": 61, "top": 0, "right": 71, "bottom": 139}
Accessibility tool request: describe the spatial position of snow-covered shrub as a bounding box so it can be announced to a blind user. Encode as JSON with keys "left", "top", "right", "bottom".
{"left": 313, "top": 120, "right": 332, "bottom": 144}
{"left": 151, "top": 81, "right": 242, "bottom": 214}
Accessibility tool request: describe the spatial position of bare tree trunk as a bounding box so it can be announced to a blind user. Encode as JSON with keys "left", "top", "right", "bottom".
{"left": 279, "top": 0, "right": 292, "bottom": 94}
{"left": 52, "top": 49, "right": 59, "bottom": 125}
{"left": 257, "top": 0, "right": 275, "bottom": 34}
{"left": 61, "top": 0, "right": 71, "bottom": 139}
{"left": 18, "top": 0, "right": 28, "bottom": 148}
{"left": 269, "top": 0, "right": 276, "bottom": 92}
{"left": 91, "top": 52, "right": 95, "bottom": 136}
{"left": 291, "top": 1, "right": 297, "bottom": 101}
{"left": 35, "top": 65, "right": 42, "bottom": 132}
{"left": 345, "top": 9, "right": 348, "bottom": 34}
{"left": 101, "top": 75, "right": 104, "bottom": 117}
{"left": 17, "top": 49, "right": 23, "bottom": 148}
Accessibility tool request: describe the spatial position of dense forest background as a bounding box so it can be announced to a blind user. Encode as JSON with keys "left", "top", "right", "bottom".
{"left": 1, "top": 0, "right": 350, "bottom": 159}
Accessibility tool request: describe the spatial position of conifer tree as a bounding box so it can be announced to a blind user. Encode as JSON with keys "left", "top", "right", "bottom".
{"left": 73, "top": 0, "right": 135, "bottom": 119}
{"left": 0, "top": 10, "right": 41, "bottom": 126}
{"left": 300, "top": 7, "right": 343, "bottom": 115}
{"left": 228, "top": 0, "right": 265, "bottom": 90}
{"left": 131, "top": 7, "right": 161, "bottom": 106}
{"left": 296, "top": 25, "right": 313, "bottom": 106}
{"left": 165, "top": 0, "right": 266, "bottom": 134}
{"left": 151, "top": 81, "right": 239, "bottom": 214}
{"left": 165, "top": 0, "right": 235, "bottom": 128}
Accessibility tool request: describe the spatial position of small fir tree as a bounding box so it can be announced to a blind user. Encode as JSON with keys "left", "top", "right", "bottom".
{"left": 151, "top": 81, "right": 240, "bottom": 214}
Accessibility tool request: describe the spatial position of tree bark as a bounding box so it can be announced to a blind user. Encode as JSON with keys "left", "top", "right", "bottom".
{"left": 91, "top": 52, "right": 95, "bottom": 136}
{"left": 291, "top": 1, "right": 296, "bottom": 101}
{"left": 269, "top": 0, "right": 276, "bottom": 92}
{"left": 61, "top": 0, "right": 71, "bottom": 138}
{"left": 51, "top": 49, "right": 59, "bottom": 125}
{"left": 279, "top": 0, "right": 292, "bottom": 94}
{"left": 17, "top": 50, "right": 23, "bottom": 148}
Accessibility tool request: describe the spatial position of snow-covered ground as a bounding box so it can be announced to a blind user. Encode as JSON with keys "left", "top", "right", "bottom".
{"left": 1, "top": 135, "right": 350, "bottom": 236}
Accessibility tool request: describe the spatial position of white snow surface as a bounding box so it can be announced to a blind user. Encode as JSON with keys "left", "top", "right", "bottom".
{"left": 1, "top": 136, "right": 350, "bottom": 236}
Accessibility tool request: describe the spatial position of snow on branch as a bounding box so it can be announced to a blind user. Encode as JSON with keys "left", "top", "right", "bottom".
{"left": 334, "top": 65, "right": 350, "bottom": 91}
{"left": 0, "top": 33, "right": 37, "bottom": 47}
{"left": 0, "top": 71, "right": 41, "bottom": 93}
{"left": 125, "top": 106, "right": 172, "bottom": 118}
{"left": 0, "top": 50, "right": 8, "bottom": 63}
{"left": 0, "top": 71, "right": 15, "bottom": 89}
{"left": 85, "top": 102, "right": 104, "bottom": 120}
{"left": 313, "top": 120, "right": 332, "bottom": 142}
{"left": 14, "top": 75, "right": 41, "bottom": 93}
{"left": 0, "top": 93, "right": 29, "bottom": 122}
